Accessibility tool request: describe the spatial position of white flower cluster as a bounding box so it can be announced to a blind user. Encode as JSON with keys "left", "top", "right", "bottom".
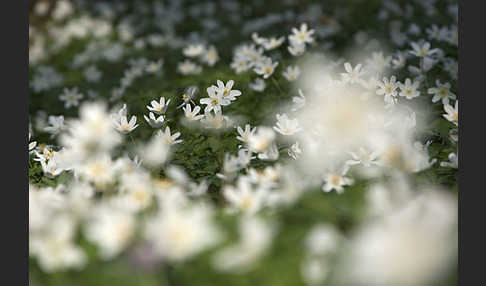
{"left": 178, "top": 43, "right": 220, "bottom": 75}
{"left": 28, "top": 1, "right": 458, "bottom": 284}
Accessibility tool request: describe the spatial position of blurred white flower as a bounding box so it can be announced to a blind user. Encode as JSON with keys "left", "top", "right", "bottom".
{"left": 212, "top": 216, "right": 275, "bottom": 273}
{"left": 341, "top": 63, "right": 364, "bottom": 84}
{"left": 44, "top": 115, "right": 65, "bottom": 138}
{"left": 83, "top": 66, "right": 102, "bottom": 83}
{"left": 59, "top": 87, "right": 83, "bottom": 109}
{"left": 145, "top": 204, "right": 221, "bottom": 262}
{"left": 322, "top": 166, "right": 353, "bottom": 194}
{"left": 248, "top": 127, "right": 276, "bottom": 153}
{"left": 249, "top": 78, "right": 266, "bottom": 92}
{"left": 253, "top": 57, "right": 278, "bottom": 79}
{"left": 282, "top": 65, "right": 301, "bottom": 81}
{"left": 84, "top": 206, "right": 135, "bottom": 259}
{"left": 273, "top": 113, "right": 302, "bottom": 136}
{"left": 178, "top": 60, "right": 202, "bottom": 75}
{"left": 409, "top": 41, "right": 439, "bottom": 58}
{"left": 138, "top": 136, "right": 170, "bottom": 168}
{"left": 440, "top": 152, "right": 458, "bottom": 168}
{"left": 236, "top": 124, "right": 256, "bottom": 143}
{"left": 223, "top": 176, "right": 268, "bottom": 215}
{"left": 183, "top": 44, "right": 206, "bottom": 57}
{"left": 156, "top": 126, "right": 182, "bottom": 145}
{"left": 263, "top": 36, "right": 285, "bottom": 50}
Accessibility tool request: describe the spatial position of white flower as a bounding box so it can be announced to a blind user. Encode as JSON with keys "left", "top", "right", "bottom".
{"left": 288, "top": 42, "right": 306, "bottom": 56}
{"left": 41, "top": 152, "right": 65, "bottom": 178}
{"left": 29, "top": 132, "right": 37, "bottom": 153}
{"left": 365, "top": 52, "right": 391, "bottom": 73}
{"left": 30, "top": 215, "right": 86, "bottom": 273}
{"left": 428, "top": 80, "right": 456, "bottom": 105}
{"left": 201, "top": 45, "right": 219, "bottom": 66}
{"left": 253, "top": 57, "right": 278, "bottom": 79}
{"left": 188, "top": 180, "right": 209, "bottom": 197}
{"left": 183, "top": 104, "right": 204, "bottom": 121}
{"left": 60, "top": 102, "right": 122, "bottom": 162}
{"left": 144, "top": 112, "right": 165, "bottom": 128}
{"left": 183, "top": 44, "right": 206, "bottom": 57}
{"left": 145, "top": 204, "right": 221, "bottom": 262}
{"left": 138, "top": 136, "right": 170, "bottom": 167}
{"left": 117, "top": 171, "right": 154, "bottom": 212}
{"left": 257, "top": 142, "right": 279, "bottom": 161}
{"left": 215, "top": 79, "right": 242, "bottom": 101}
{"left": 301, "top": 258, "right": 330, "bottom": 286}
{"left": 59, "top": 87, "right": 83, "bottom": 108}
{"left": 34, "top": 146, "right": 56, "bottom": 163}
{"left": 113, "top": 112, "right": 138, "bottom": 134}
{"left": 231, "top": 57, "right": 251, "bottom": 74}
{"left": 217, "top": 153, "right": 243, "bottom": 180}
{"left": 248, "top": 127, "right": 276, "bottom": 153}
{"left": 156, "top": 126, "right": 182, "bottom": 145}
{"left": 398, "top": 78, "right": 420, "bottom": 99}
{"left": 443, "top": 100, "right": 458, "bottom": 126}
{"left": 282, "top": 65, "right": 301, "bottom": 81}
{"left": 223, "top": 176, "right": 268, "bottom": 215}
{"left": 262, "top": 36, "right": 285, "bottom": 50}
{"left": 147, "top": 97, "right": 170, "bottom": 115}
{"left": 440, "top": 152, "right": 458, "bottom": 168}
{"left": 409, "top": 41, "right": 439, "bottom": 58}
{"left": 292, "top": 89, "right": 306, "bottom": 111}
{"left": 408, "top": 23, "right": 422, "bottom": 35}
{"left": 212, "top": 216, "right": 275, "bottom": 273}
{"left": 391, "top": 52, "right": 406, "bottom": 69}
{"left": 249, "top": 78, "right": 266, "bottom": 92}
{"left": 288, "top": 142, "right": 302, "bottom": 160}
{"left": 443, "top": 58, "right": 458, "bottom": 79}
{"left": 200, "top": 110, "right": 227, "bottom": 129}
{"left": 247, "top": 165, "right": 281, "bottom": 189}
{"left": 177, "top": 60, "right": 202, "bottom": 75}
{"left": 236, "top": 124, "right": 256, "bottom": 143}
{"left": 83, "top": 65, "right": 102, "bottom": 82}
{"left": 44, "top": 115, "right": 65, "bottom": 137}
{"left": 145, "top": 59, "right": 164, "bottom": 74}
{"left": 200, "top": 86, "right": 231, "bottom": 113}
{"left": 273, "top": 113, "right": 302, "bottom": 136}
{"left": 341, "top": 63, "right": 364, "bottom": 84}
{"left": 426, "top": 25, "right": 449, "bottom": 41}
{"left": 78, "top": 155, "right": 116, "bottom": 188}
{"left": 346, "top": 147, "right": 380, "bottom": 167}
{"left": 376, "top": 76, "right": 399, "bottom": 105}
{"left": 251, "top": 32, "right": 267, "bottom": 45}
{"left": 289, "top": 23, "right": 315, "bottom": 46}
{"left": 31, "top": 66, "right": 63, "bottom": 92}
{"left": 336, "top": 191, "right": 457, "bottom": 286}
{"left": 322, "top": 167, "right": 353, "bottom": 194}
{"left": 236, "top": 149, "right": 253, "bottom": 169}
{"left": 305, "top": 224, "right": 340, "bottom": 255}
{"left": 84, "top": 207, "right": 135, "bottom": 259}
